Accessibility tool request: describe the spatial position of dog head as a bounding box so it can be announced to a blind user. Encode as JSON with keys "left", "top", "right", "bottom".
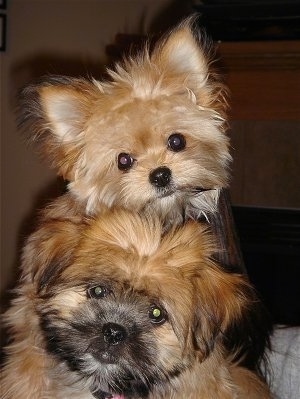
{"left": 31, "top": 209, "right": 253, "bottom": 398}
{"left": 20, "top": 19, "right": 231, "bottom": 224}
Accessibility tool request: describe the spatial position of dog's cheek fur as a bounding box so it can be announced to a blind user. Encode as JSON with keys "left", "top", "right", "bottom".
{"left": 152, "top": 323, "right": 188, "bottom": 376}
{"left": 38, "top": 298, "right": 92, "bottom": 373}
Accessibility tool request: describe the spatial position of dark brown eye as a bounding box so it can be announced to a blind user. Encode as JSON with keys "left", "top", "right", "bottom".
{"left": 148, "top": 304, "right": 166, "bottom": 325}
{"left": 118, "top": 153, "right": 134, "bottom": 170}
{"left": 87, "top": 285, "right": 109, "bottom": 299}
{"left": 167, "top": 133, "right": 186, "bottom": 152}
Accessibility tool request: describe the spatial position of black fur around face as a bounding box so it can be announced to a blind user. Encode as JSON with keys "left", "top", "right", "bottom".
{"left": 38, "top": 285, "right": 184, "bottom": 398}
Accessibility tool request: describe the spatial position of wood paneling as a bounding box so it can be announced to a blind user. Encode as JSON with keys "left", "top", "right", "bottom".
{"left": 218, "top": 41, "right": 300, "bottom": 120}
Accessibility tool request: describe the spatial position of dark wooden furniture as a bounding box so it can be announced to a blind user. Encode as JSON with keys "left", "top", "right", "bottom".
{"left": 217, "top": 40, "right": 300, "bottom": 121}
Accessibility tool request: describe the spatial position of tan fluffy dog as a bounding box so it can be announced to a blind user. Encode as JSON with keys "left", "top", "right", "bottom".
{"left": 1, "top": 208, "right": 270, "bottom": 399}
{"left": 20, "top": 19, "right": 230, "bottom": 227}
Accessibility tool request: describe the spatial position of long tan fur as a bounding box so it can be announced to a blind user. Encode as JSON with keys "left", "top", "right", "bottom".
{"left": 20, "top": 19, "right": 230, "bottom": 226}
{"left": 1, "top": 208, "right": 270, "bottom": 399}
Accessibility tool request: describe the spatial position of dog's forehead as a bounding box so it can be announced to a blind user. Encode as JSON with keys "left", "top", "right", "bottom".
{"left": 72, "top": 215, "right": 206, "bottom": 288}
{"left": 73, "top": 240, "right": 189, "bottom": 299}
{"left": 117, "top": 96, "right": 192, "bottom": 126}
{"left": 91, "top": 94, "right": 192, "bottom": 139}
{"left": 85, "top": 93, "right": 220, "bottom": 163}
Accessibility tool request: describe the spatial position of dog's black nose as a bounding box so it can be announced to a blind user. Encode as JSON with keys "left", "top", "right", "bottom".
{"left": 102, "top": 323, "right": 127, "bottom": 345}
{"left": 149, "top": 167, "right": 171, "bottom": 188}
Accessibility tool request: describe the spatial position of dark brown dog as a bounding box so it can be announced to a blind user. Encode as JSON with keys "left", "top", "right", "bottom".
{"left": 1, "top": 208, "right": 271, "bottom": 399}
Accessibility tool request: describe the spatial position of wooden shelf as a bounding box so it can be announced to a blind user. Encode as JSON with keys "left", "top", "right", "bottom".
{"left": 107, "top": 35, "right": 300, "bottom": 120}
{"left": 217, "top": 41, "right": 300, "bottom": 120}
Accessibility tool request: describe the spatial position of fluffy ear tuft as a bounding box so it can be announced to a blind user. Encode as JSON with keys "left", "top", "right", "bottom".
{"left": 151, "top": 19, "right": 227, "bottom": 117}
{"left": 19, "top": 76, "right": 100, "bottom": 179}
{"left": 152, "top": 24, "right": 209, "bottom": 82}
{"left": 39, "top": 87, "right": 85, "bottom": 142}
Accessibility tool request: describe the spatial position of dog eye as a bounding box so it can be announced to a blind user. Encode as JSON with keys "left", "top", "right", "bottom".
{"left": 118, "top": 153, "right": 134, "bottom": 170}
{"left": 87, "top": 285, "right": 109, "bottom": 299}
{"left": 148, "top": 304, "right": 166, "bottom": 325}
{"left": 167, "top": 133, "right": 186, "bottom": 152}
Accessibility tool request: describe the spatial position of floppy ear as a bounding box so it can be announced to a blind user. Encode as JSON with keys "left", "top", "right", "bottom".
{"left": 20, "top": 76, "right": 100, "bottom": 180}
{"left": 192, "top": 266, "right": 253, "bottom": 360}
{"left": 151, "top": 19, "right": 227, "bottom": 116}
{"left": 21, "top": 216, "right": 85, "bottom": 293}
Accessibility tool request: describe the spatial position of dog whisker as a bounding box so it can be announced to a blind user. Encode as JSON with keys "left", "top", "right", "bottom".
{"left": 179, "top": 186, "right": 213, "bottom": 195}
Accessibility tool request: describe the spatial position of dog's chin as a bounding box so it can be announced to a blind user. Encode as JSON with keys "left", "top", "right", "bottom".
{"left": 140, "top": 186, "right": 217, "bottom": 227}
{"left": 155, "top": 188, "right": 176, "bottom": 200}
{"left": 91, "top": 379, "right": 150, "bottom": 399}
{"left": 92, "top": 391, "right": 124, "bottom": 399}
{"left": 62, "top": 346, "right": 155, "bottom": 399}
{"left": 88, "top": 367, "right": 152, "bottom": 399}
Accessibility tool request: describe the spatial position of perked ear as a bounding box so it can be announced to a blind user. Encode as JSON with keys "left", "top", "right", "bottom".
{"left": 151, "top": 23, "right": 208, "bottom": 83}
{"left": 20, "top": 76, "right": 100, "bottom": 179}
{"left": 153, "top": 26, "right": 208, "bottom": 77}
{"left": 151, "top": 19, "right": 227, "bottom": 115}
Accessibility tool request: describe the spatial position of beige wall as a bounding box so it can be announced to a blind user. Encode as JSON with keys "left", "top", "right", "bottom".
{"left": 0, "top": 0, "right": 191, "bottom": 302}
